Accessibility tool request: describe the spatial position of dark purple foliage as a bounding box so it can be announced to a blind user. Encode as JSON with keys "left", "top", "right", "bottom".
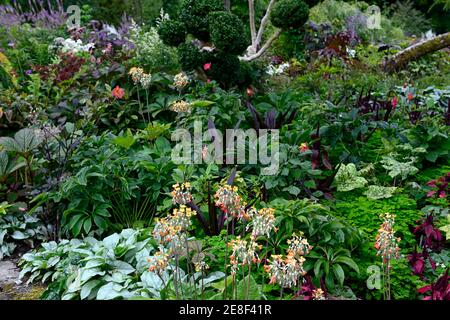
{"left": 418, "top": 269, "right": 450, "bottom": 300}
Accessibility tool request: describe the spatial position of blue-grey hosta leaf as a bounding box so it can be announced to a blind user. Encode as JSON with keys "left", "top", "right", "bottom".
{"left": 80, "top": 279, "right": 103, "bottom": 300}
{"left": 201, "top": 271, "right": 225, "bottom": 286}
{"left": 110, "top": 260, "right": 135, "bottom": 275}
{"left": 103, "top": 233, "right": 121, "bottom": 249}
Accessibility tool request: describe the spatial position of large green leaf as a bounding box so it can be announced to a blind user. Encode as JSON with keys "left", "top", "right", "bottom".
{"left": 236, "top": 275, "right": 262, "bottom": 300}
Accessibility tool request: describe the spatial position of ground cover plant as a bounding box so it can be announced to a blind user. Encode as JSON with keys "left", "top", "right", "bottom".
{"left": 0, "top": 0, "right": 449, "bottom": 301}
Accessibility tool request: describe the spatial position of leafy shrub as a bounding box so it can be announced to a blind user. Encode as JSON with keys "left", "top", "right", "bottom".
{"left": 158, "top": 19, "right": 187, "bottom": 47}
{"left": 0, "top": 202, "right": 47, "bottom": 260}
{"left": 270, "top": 0, "right": 310, "bottom": 30}
{"left": 208, "top": 11, "right": 247, "bottom": 55}
{"left": 179, "top": 0, "right": 224, "bottom": 40}
{"left": 129, "top": 22, "right": 179, "bottom": 73}
{"left": 34, "top": 133, "right": 175, "bottom": 237}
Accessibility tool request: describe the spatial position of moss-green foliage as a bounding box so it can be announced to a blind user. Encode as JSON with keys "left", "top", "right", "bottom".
{"left": 270, "top": 0, "right": 309, "bottom": 29}
{"left": 208, "top": 12, "right": 247, "bottom": 55}
{"left": 333, "top": 193, "right": 420, "bottom": 248}
{"left": 158, "top": 20, "right": 187, "bottom": 47}
{"left": 179, "top": 0, "right": 224, "bottom": 40}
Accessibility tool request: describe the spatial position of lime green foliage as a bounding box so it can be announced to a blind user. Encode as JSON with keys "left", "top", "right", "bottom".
{"left": 440, "top": 215, "right": 450, "bottom": 240}
{"left": 333, "top": 193, "right": 420, "bottom": 248}
{"left": 334, "top": 163, "right": 368, "bottom": 192}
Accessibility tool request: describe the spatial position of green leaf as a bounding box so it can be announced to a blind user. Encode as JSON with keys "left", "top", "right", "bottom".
{"left": 72, "top": 216, "right": 86, "bottom": 237}
{"left": 314, "top": 259, "right": 323, "bottom": 277}
{"left": 284, "top": 185, "right": 300, "bottom": 196}
{"left": 236, "top": 275, "right": 262, "bottom": 300}
{"left": 334, "top": 256, "right": 360, "bottom": 273}
{"left": 83, "top": 218, "right": 92, "bottom": 234}
{"left": 332, "top": 264, "right": 345, "bottom": 287}
{"left": 113, "top": 135, "right": 135, "bottom": 149}
{"left": 304, "top": 180, "right": 316, "bottom": 189}
{"left": 191, "top": 100, "right": 215, "bottom": 108}
{"left": 93, "top": 215, "right": 108, "bottom": 230}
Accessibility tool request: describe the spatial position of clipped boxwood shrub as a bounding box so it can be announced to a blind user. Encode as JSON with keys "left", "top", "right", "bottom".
{"left": 204, "top": 52, "right": 241, "bottom": 88}
{"left": 270, "top": 0, "right": 310, "bottom": 29}
{"left": 177, "top": 43, "right": 207, "bottom": 71}
{"left": 158, "top": 20, "right": 187, "bottom": 47}
{"left": 179, "top": 0, "right": 224, "bottom": 40}
{"left": 208, "top": 11, "right": 247, "bottom": 55}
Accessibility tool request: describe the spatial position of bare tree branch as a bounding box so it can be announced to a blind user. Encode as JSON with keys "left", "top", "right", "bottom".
{"left": 249, "top": 0, "right": 257, "bottom": 43}
{"left": 382, "top": 32, "right": 450, "bottom": 72}
{"left": 255, "top": 0, "right": 276, "bottom": 46}
{"left": 240, "top": 29, "right": 282, "bottom": 62}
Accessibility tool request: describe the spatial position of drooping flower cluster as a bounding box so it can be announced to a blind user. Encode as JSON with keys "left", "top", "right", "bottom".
{"left": 152, "top": 205, "right": 196, "bottom": 249}
{"left": 311, "top": 288, "right": 326, "bottom": 300}
{"left": 264, "top": 232, "right": 311, "bottom": 288}
{"left": 148, "top": 250, "right": 170, "bottom": 274}
{"left": 375, "top": 212, "right": 401, "bottom": 265}
{"left": 246, "top": 207, "right": 276, "bottom": 239}
{"left": 171, "top": 182, "right": 192, "bottom": 205}
{"left": 193, "top": 260, "right": 210, "bottom": 273}
{"left": 128, "top": 67, "right": 152, "bottom": 89}
{"left": 264, "top": 252, "right": 306, "bottom": 288}
{"left": 228, "top": 237, "right": 262, "bottom": 275}
{"left": 173, "top": 72, "right": 189, "bottom": 89}
{"left": 214, "top": 185, "right": 246, "bottom": 219}
{"left": 287, "top": 232, "right": 313, "bottom": 256}
{"left": 170, "top": 100, "right": 191, "bottom": 113}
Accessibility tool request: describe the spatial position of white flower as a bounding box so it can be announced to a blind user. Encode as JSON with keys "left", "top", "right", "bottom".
{"left": 59, "top": 38, "right": 94, "bottom": 53}
{"left": 266, "top": 62, "right": 290, "bottom": 76}
{"left": 346, "top": 47, "right": 356, "bottom": 58}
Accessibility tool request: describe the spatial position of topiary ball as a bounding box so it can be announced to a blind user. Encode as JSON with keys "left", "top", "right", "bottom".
{"left": 203, "top": 52, "right": 241, "bottom": 88}
{"left": 177, "top": 42, "right": 207, "bottom": 71}
{"left": 208, "top": 11, "right": 247, "bottom": 55}
{"left": 270, "top": 0, "right": 309, "bottom": 30}
{"left": 179, "top": 0, "right": 225, "bottom": 41}
{"left": 158, "top": 20, "right": 187, "bottom": 47}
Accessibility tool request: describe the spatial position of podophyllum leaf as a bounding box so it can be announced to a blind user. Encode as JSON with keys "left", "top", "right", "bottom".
{"left": 334, "top": 256, "right": 360, "bottom": 273}
{"left": 333, "top": 264, "right": 345, "bottom": 287}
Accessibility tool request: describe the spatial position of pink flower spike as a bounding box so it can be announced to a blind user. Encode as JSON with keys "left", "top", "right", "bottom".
{"left": 392, "top": 96, "right": 398, "bottom": 109}
{"left": 203, "top": 62, "right": 212, "bottom": 71}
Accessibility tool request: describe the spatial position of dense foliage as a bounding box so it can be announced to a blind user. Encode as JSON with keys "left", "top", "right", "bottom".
{"left": 0, "top": 0, "right": 449, "bottom": 301}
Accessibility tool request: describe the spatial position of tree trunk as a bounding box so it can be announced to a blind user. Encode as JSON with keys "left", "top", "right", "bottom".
{"left": 382, "top": 32, "right": 450, "bottom": 73}
{"left": 224, "top": 0, "right": 231, "bottom": 10}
